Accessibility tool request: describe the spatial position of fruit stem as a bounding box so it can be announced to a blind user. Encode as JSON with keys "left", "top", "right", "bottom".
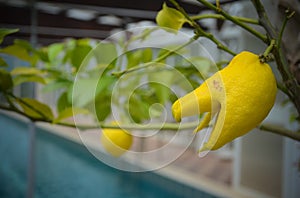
{"left": 259, "top": 39, "right": 275, "bottom": 63}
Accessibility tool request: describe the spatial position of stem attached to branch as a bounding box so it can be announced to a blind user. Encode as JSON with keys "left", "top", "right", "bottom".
{"left": 259, "top": 39, "right": 275, "bottom": 63}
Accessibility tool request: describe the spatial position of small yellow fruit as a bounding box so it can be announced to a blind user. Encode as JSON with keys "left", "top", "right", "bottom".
{"left": 156, "top": 3, "right": 188, "bottom": 32}
{"left": 172, "top": 51, "right": 277, "bottom": 151}
{"left": 101, "top": 125, "right": 133, "bottom": 157}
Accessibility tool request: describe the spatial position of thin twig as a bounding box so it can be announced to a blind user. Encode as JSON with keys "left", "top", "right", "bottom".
{"left": 263, "top": 39, "right": 275, "bottom": 57}
{"left": 277, "top": 82, "right": 289, "bottom": 95}
{"left": 278, "top": 9, "right": 295, "bottom": 49}
{"left": 191, "top": 14, "right": 260, "bottom": 25}
{"left": 1, "top": 104, "right": 299, "bottom": 141}
{"left": 9, "top": 93, "right": 50, "bottom": 120}
{"left": 259, "top": 124, "right": 300, "bottom": 142}
{"left": 0, "top": 103, "right": 37, "bottom": 120}
{"left": 259, "top": 39, "right": 275, "bottom": 63}
{"left": 169, "top": 0, "right": 236, "bottom": 56}
{"left": 3, "top": 93, "right": 18, "bottom": 110}
{"left": 197, "top": 0, "right": 268, "bottom": 43}
{"left": 251, "top": 0, "right": 276, "bottom": 39}
{"left": 39, "top": 119, "right": 199, "bottom": 131}
{"left": 0, "top": 105, "right": 199, "bottom": 131}
{"left": 112, "top": 37, "right": 196, "bottom": 77}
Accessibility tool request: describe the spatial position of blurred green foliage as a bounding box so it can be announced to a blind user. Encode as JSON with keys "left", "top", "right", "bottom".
{"left": 0, "top": 28, "right": 214, "bottom": 125}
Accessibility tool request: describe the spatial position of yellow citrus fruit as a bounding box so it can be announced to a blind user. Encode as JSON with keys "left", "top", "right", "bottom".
{"left": 172, "top": 51, "right": 277, "bottom": 151}
{"left": 101, "top": 125, "right": 133, "bottom": 157}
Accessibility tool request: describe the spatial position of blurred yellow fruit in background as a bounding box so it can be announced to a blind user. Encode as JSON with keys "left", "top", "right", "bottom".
{"left": 101, "top": 124, "right": 133, "bottom": 157}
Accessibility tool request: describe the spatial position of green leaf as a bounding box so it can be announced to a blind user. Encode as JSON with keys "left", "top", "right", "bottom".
{"left": 48, "top": 43, "right": 64, "bottom": 62}
{"left": 35, "top": 48, "right": 49, "bottom": 62}
{"left": 57, "top": 91, "right": 72, "bottom": 113}
{"left": 93, "top": 42, "right": 117, "bottom": 65}
{"left": 77, "top": 38, "right": 91, "bottom": 46}
{"left": 13, "top": 39, "right": 49, "bottom": 62}
{"left": 43, "top": 68, "right": 64, "bottom": 79}
{"left": 126, "top": 50, "right": 142, "bottom": 68}
{"left": 11, "top": 67, "right": 47, "bottom": 86}
{"left": 149, "top": 70, "right": 174, "bottom": 104}
{"left": 128, "top": 95, "right": 151, "bottom": 123}
{"left": 142, "top": 48, "right": 153, "bottom": 63}
{"left": 16, "top": 98, "right": 54, "bottom": 119}
{"left": 0, "top": 44, "right": 38, "bottom": 64}
{"left": 69, "top": 78, "right": 98, "bottom": 107}
{"left": 150, "top": 82, "right": 170, "bottom": 105}
{"left": 11, "top": 67, "right": 44, "bottom": 75}
{"left": 14, "top": 39, "right": 34, "bottom": 51}
{"left": 0, "top": 68, "right": 13, "bottom": 91}
{"left": 0, "top": 57, "right": 8, "bottom": 67}
{"left": 187, "top": 57, "right": 213, "bottom": 78}
{"left": 70, "top": 76, "right": 115, "bottom": 108}
{"left": 96, "top": 76, "right": 116, "bottom": 93}
{"left": 62, "top": 48, "right": 72, "bottom": 64}
{"left": 0, "top": 28, "right": 18, "bottom": 44}
{"left": 13, "top": 75, "right": 46, "bottom": 86}
{"left": 94, "top": 93, "right": 111, "bottom": 122}
{"left": 124, "top": 48, "right": 153, "bottom": 69}
{"left": 156, "top": 48, "right": 171, "bottom": 64}
{"left": 54, "top": 107, "right": 89, "bottom": 123}
{"left": 156, "top": 3, "right": 188, "bottom": 32}
{"left": 62, "top": 39, "right": 76, "bottom": 64}
{"left": 42, "top": 81, "right": 71, "bottom": 93}
{"left": 71, "top": 44, "right": 92, "bottom": 69}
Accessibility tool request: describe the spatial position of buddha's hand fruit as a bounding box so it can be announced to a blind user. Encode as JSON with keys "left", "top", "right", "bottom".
{"left": 101, "top": 124, "right": 133, "bottom": 157}
{"left": 172, "top": 51, "right": 277, "bottom": 152}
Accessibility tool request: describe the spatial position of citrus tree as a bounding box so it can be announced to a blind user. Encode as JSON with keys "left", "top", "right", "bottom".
{"left": 0, "top": 0, "right": 299, "bottom": 156}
